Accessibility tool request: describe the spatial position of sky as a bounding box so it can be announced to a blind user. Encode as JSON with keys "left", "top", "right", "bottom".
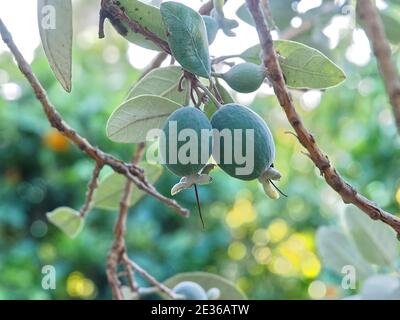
{"left": 0, "top": 0, "right": 372, "bottom": 104}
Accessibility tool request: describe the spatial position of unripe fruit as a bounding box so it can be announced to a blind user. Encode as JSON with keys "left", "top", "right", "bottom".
{"left": 222, "top": 63, "right": 266, "bottom": 93}
{"left": 211, "top": 104, "right": 275, "bottom": 180}
{"left": 206, "top": 287, "right": 221, "bottom": 300}
{"left": 173, "top": 281, "right": 208, "bottom": 300}
{"left": 202, "top": 16, "right": 219, "bottom": 45}
{"left": 160, "top": 107, "right": 213, "bottom": 177}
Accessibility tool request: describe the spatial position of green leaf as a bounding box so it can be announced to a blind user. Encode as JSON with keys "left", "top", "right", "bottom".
{"left": 236, "top": 1, "right": 295, "bottom": 29}
{"left": 316, "top": 226, "right": 373, "bottom": 280}
{"left": 344, "top": 207, "right": 398, "bottom": 266}
{"left": 381, "top": 11, "right": 400, "bottom": 44}
{"left": 37, "top": 0, "right": 72, "bottom": 92}
{"left": 164, "top": 272, "right": 247, "bottom": 300}
{"left": 46, "top": 207, "right": 84, "bottom": 238}
{"left": 106, "top": 94, "right": 182, "bottom": 143}
{"left": 127, "top": 66, "right": 189, "bottom": 105}
{"left": 112, "top": 0, "right": 167, "bottom": 51}
{"left": 240, "top": 40, "right": 346, "bottom": 89}
{"left": 161, "top": 2, "right": 211, "bottom": 78}
{"left": 275, "top": 40, "right": 346, "bottom": 89}
{"left": 240, "top": 44, "right": 263, "bottom": 65}
{"left": 204, "top": 81, "right": 234, "bottom": 118}
{"left": 236, "top": 3, "right": 254, "bottom": 26}
{"left": 93, "top": 162, "right": 163, "bottom": 210}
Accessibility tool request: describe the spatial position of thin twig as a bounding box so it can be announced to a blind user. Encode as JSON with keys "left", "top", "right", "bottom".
{"left": 107, "top": 143, "right": 146, "bottom": 299}
{"left": 245, "top": 0, "right": 400, "bottom": 234}
{"left": 101, "top": 0, "right": 171, "bottom": 53}
{"left": 139, "top": 52, "right": 168, "bottom": 80}
{"left": 357, "top": 0, "right": 400, "bottom": 133}
{"left": 279, "top": 2, "right": 336, "bottom": 40}
{"left": 122, "top": 254, "right": 178, "bottom": 299}
{"left": 0, "top": 17, "right": 189, "bottom": 218}
{"left": 79, "top": 163, "right": 103, "bottom": 218}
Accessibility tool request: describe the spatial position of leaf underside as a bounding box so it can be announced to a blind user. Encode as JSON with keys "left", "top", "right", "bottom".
{"left": 37, "top": 0, "right": 73, "bottom": 92}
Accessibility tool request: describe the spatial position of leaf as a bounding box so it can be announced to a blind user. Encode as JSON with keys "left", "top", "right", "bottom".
{"left": 164, "top": 272, "right": 247, "bottom": 300}
{"left": 381, "top": 11, "right": 400, "bottom": 44}
{"left": 47, "top": 207, "right": 84, "bottom": 238}
{"left": 93, "top": 162, "right": 163, "bottom": 210}
{"left": 240, "top": 44, "right": 263, "bottom": 65}
{"left": 160, "top": 2, "right": 211, "bottom": 78}
{"left": 236, "top": 1, "right": 295, "bottom": 29}
{"left": 275, "top": 40, "right": 346, "bottom": 89}
{"left": 240, "top": 40, "right": 346, "bottom": 89}
{"left": 112, "top": 0, "right": 167, "bottom": 51}
{"left": 344, "top": 207, "right": 398, "bottom": 266}
{"left": 127, "top": 66, "right": 189, "bottom": 105}
{"left": 106, "top": 94, "right": 182, "bottom": 143}
{"left": 316, "top": 226, "right": 373, "bottom": 280}
{"left": 236, "top": 4, "right": 254, "bottom": 26}
{"left": 360, "top": 275, "right": 400, "bottom": 300}
{"left": 204, "top": 81, "right": 234, "bottom": 118}
{"left": 37, "top": 0, "right": 73, "bottom": 92}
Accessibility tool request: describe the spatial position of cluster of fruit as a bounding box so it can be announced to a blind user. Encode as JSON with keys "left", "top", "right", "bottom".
{"left": 102, "top": 1, "right": 284, "bottom": 208}
{"left": 160, "top": 103, "right": 281, "bottom": 200}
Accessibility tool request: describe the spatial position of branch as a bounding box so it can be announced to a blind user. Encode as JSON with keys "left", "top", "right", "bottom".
{"left": 79, "top": 163, "right": 103, "bottom": 218}
{"left": 100, "top": 0, "right": 171, "bottom": 53}
{"left": 0, "top": 18, "right": 189, "bottom": 218}
{"left": 279, "top": 2, "right": 336, "bottom": 40}
{"left": 122, "top": 254, "right": 178, "bottom": 299}
{"left": 139, "top": 52, "right": 168, "bottom": 80}
{"left": 356, "top": 0, "right": 400, "bottom": 133}
{"left": 107, "top": 143, "right": 145, "bottom": 299}
{"left": 245, "top": 0, "right": 400, "bottom": 234}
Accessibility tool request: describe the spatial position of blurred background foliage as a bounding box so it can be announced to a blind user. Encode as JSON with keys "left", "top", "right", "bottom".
{"left": 1, "top": 0, "right": 400, "bottom": 299}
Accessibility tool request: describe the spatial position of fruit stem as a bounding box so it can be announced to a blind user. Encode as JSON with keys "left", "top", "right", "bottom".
{"left": 196, "top": 80, "right": 222, "bottom": 109}
{"left": 194, "top": 184, "right": 205, "bottom": 229}
{"left": 212, "top": 54, "right": 241, "bottom": 64}
{"left": 211, "top": 72, "right": 223, "bottom": 78}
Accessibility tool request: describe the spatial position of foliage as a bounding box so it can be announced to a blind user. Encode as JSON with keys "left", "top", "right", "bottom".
{"left": 317, "top": 207, "right": 400, "bottom": 299}
{"left": 1, "top": 0, "right": 400, "bottom": 300}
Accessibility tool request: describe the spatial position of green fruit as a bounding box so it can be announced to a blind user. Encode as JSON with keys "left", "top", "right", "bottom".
{"left": 107, "top": 0, "right": 167, "bottom": 51}
{"left": 160, "top": 107, "right": 212, "bottom": 177}
{"left": 172, "top": 281, "right": 208, "bottom": 300}
{"left": 202, "top": 15, "right": 219, "bottom": 45}
{"left": 222, "top": 63, "right": 266, "bottom": 93}
{"left": 211, "top": 104, "right": 275, "bottom": 180}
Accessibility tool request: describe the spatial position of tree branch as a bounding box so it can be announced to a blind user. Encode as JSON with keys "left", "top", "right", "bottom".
{"left": 107, "top": 143, "right": 146, "bottom": 299}
{"left": 356, "top": 0, "right": 400, "bottom": 133}
{"left": 79, "top": 163, "right": 103, "bottom": 218}
{"left": 100, "top": 0, "right": 171, "bottom": 53}
{"left": 245, "top": 0, "right": 400, "bottom": 234}
{"left": 0, "top": 18, "right": 189, "bottom": 218}
{"left": 139, "top": 52, "right": 168, "bottom": 80}
{"left": 122, "top": 254, "right": 178, "bottom": 299}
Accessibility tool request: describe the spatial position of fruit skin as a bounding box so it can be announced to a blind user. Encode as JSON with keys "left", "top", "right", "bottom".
{"left": 160, "top": 107, "right": 213, "bottom": 177}
{"left": 211, "top": 104, "right": 275, "bottom": 180}
{"left": 172, "top": 281, "right": 208, "bottom": 300}
{"left": 202, "top": 15, "right": 219, "bottom": 45}
{"left": 222, "top": 63, "right": 266, "bottom": 93}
